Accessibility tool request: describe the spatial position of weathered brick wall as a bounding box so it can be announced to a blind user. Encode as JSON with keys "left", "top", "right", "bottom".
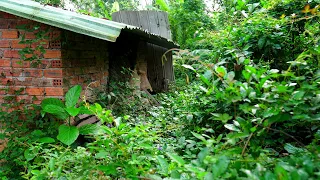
{"left": 0, "top": 12, "right": 64, "bottom": 105}
{"left": 0, "top": 12, "right": 109, "bottom": 107}
{"left": 61, "top": 31, "right": 109, "bottom": 94}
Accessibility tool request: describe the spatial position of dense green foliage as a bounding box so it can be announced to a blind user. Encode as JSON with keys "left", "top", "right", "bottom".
{"left": 1, "top": 0, "right": 320, "bottom": 179}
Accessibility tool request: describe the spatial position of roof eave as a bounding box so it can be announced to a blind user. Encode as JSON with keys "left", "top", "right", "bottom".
{"left": 0, "top": 0, "right": 179, "bottom": 48}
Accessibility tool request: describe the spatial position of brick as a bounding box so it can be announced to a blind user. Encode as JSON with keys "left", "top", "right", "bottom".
{"left": 53, "top": 79, "right": 63, "bottom": 86}
{"left": 8, "top": 86, "right": 25, "bottom": 95}
{"left": 2, "top": 30, "right": 19, "bottom": 39}
{"left": 63, "top": 68, "right": 73, "bottom": 76}
{"left": 23, "top": 32, "right": 36, "bottom": 39}
{"left": 0, "top": 77, "right": 13, "bottom": 85}
{"left": 50, "top": 30, "right": 61, "bottom": 39}
{"left": 31, "top": 40, "right": 49, "bottom": 49}
{"left": 32, "top": 78, "right": 52, "bottom": 86}
{"left": 88, "top": 66, "right": 98, "bottom": 73}
{"left": 27, "top": 95, "right": 44, "bottom": 105}
{"left": 0, "top": 67, "right": 22, "bottom": 77}
{"left": 62, "top": 59, "right": 72, "bottom": 68}
{"left": 3, "top": 13, "right": 16, "bottom": 19}
{"left": 10, "top": 19, "right": 31, "bottom": 29}
{"left": 13, "top": 77, "right": 33, "bottom": 86}
{"left": 45, "top": 87, "right": 64, "bottom": 96}
{"left": 4, "top": 50, "right": 20, "bottom": 58}
{"left": 11, "top": 40, "right": 29, "bottom": 49}
{"left": 26, "top": 87, "right": 44, "bottom": 96}
{"left": 7, "top": 20, "right": 17, "bottom": 29}
{"left": 36, "top": 60, "right": 50, "bottom": 69}
{"left": 69, "top": 76, "right": 78, "bottom": 85}
{"left": 16, "top": 96, "right": 31, "bottom": 104}
{"left": 74, "top": 67, "right": 85, "bottom": 75}
{"left": 0, "top": 40, "right": 10, "bottom": 48}
{"left": 0, "top": 19, "right": 9, "bottom": 29}
{"left": 0, "top": 67, "right": 10, "bottom": 77}
{"left": 44, "top": 50, "right": 61, "bottom": 59}
{"left": 0, "top": 88, "right": 6, "bottom": 95}
{"left": 44, "top": 69, "right": 63, "bottom": 78}
{"left": 0, "top": 59, "right": 11, "bottom": 67}
{"left": 19, "top": 69, "right": 43, "bottom": 77}
{"left": 11, "top": 59, "right": 30, "bottom": 68}
{"left": 51, "top": 60, "right": 62, "bottom": 68}
{"left": 78, "top": 76, "right": 85, "bottom": 83}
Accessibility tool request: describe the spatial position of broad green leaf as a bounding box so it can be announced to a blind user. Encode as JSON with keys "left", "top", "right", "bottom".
{"left": 65, "top": 107, "right": 81, "bottom": 117}
{"left": 49, "top": 159, "right": 55, "bottom": 171}
{"left": 95, "top": 151, "right": 109, "bottom": 159}
{"left": 245, "top": 66, "right": 256, "bottom": 74}
{"left": 170, "top": 170, "right": 181, "bottom": 179}
{"left": 114, "top": 117, "right": 121, "bottom": 127}
{"left": 182, "top": 64, "right": 195, "bottom": 71}
{"left": 198, "top": 147, "right": 209, "bottom": 163}
{"left": 31, "top": 130, "right": 45, "bottom": 137}
{"left": 43, "top": 104, "right": 68, "bottom": 120}
{"left": 38, "top": 137, "right": 55, "bottom": 143}
{"left": 40, "top": 110, "right": 46, "bottom": 118}
{"left": 166, "top": 152, "right": 185, "bottom": 166}
{"left": 145, "top": 175, "right": 163, "bottom": 180}
{"left": 79, "top": 124, "right": 99, "bottom": 135}
{"left": 111, "top": 1, "right": 120, "bottom": 13}
{"left": 212, "top": 156, "right": 230, "bottom": 178}
{"left": 292, "top": 91, "right": 305, "bottom": 100}
{"left": 227, "top": 132, "right": 249, "bottom": 139}
{"left": 264, "top": 171, "right": 276, "bottom": 180}
{"left": 275, "top": 164, "right": 289, "bottom": 179}
{"left": 284, "top": 143, "right": 305, "bottom": 154}
{"left": 250, "top": 126, "right": 257, "bottom": 132}
{"left": 186, "top": 114, "right": 193, "bottom": 121}
{"left": 31, "top": 170, "right": 40, "bottom": 175}
{"left": 203, "top": 70, "right": 212, "bottom": 81}
{"left": 204, "top": 173, "right": 214, "bottom": 180}
{"left": 24, "top": 148, "right": 38, "bottom": 161}
{"left": 199, "top": 74, "right": 211, "bottom": 86}
{"left": 224, "top": 124, "right": 241, "bottom": 132}
{"left": 215, "top": 66, "right": 227, "bottom": 77}
{"left": 157, "top": 155, "right": 169, "bottom": 175}
{"left": 65, "top": 85, "right": 82, "bottom": 108}
{"left": 227, "top": 71, "right": 235, "bottom": 81}
{"left": 242, "top": 70, "right": 251, "bottom": 81}
{"left": 41, "top": 98, "right": 64, "bottom": 109}
{"left": 192, "top": 132, "right": 207, "bottom": 142}
{"left": 97, "top": 165, "right": 117, "bottom": 175}
{"left": 78, "top": 106, "right": 94, "bottom": 115}
{"left": 267, "top": 113, "right": 291, "bottom": 124}
{"left": 258, "top": 37, "right": 266, "bottom": 49}
{"left": 211, "top": 113, "right": 232, "bottom": 123}
{"left": 241, "top": 10, "right": 248, "bottom": 18}
{"left": 57, "top": 125, "right": 79, "bottom": 145}
{"left": 155, "top": 0, "right": 169, "bottom": 11}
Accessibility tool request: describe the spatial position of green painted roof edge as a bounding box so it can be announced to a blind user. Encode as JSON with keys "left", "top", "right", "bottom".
{"left": 0, "top": 0, "right": 178, "bottom": 48}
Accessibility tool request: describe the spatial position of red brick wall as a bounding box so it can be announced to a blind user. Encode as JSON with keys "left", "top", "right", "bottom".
{"left": 0, "top": 12, "right": 64, "bottom": 105}
{"left": 61, "top": 31, "right": 109, "bottom": 93}
{"left": 0, "top": 12, "right": 109, "bottom": 107}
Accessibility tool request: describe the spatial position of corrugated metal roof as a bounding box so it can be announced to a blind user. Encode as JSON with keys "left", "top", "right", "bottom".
{"left": 0, "top": 0, "right": 178, "bottom": 48}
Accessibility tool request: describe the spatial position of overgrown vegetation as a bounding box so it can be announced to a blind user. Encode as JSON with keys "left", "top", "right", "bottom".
{"left": 1, "top": 0, "right": 320, "bottom": 179}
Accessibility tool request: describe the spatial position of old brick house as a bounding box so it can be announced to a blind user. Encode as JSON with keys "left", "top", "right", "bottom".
{"left": 0, "top": 0, "right": 176, "bottom": 106}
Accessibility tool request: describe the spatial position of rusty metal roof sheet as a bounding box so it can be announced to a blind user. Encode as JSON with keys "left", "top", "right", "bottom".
{"left": 0, "top": 0, "right": 178, "bottom": 48}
